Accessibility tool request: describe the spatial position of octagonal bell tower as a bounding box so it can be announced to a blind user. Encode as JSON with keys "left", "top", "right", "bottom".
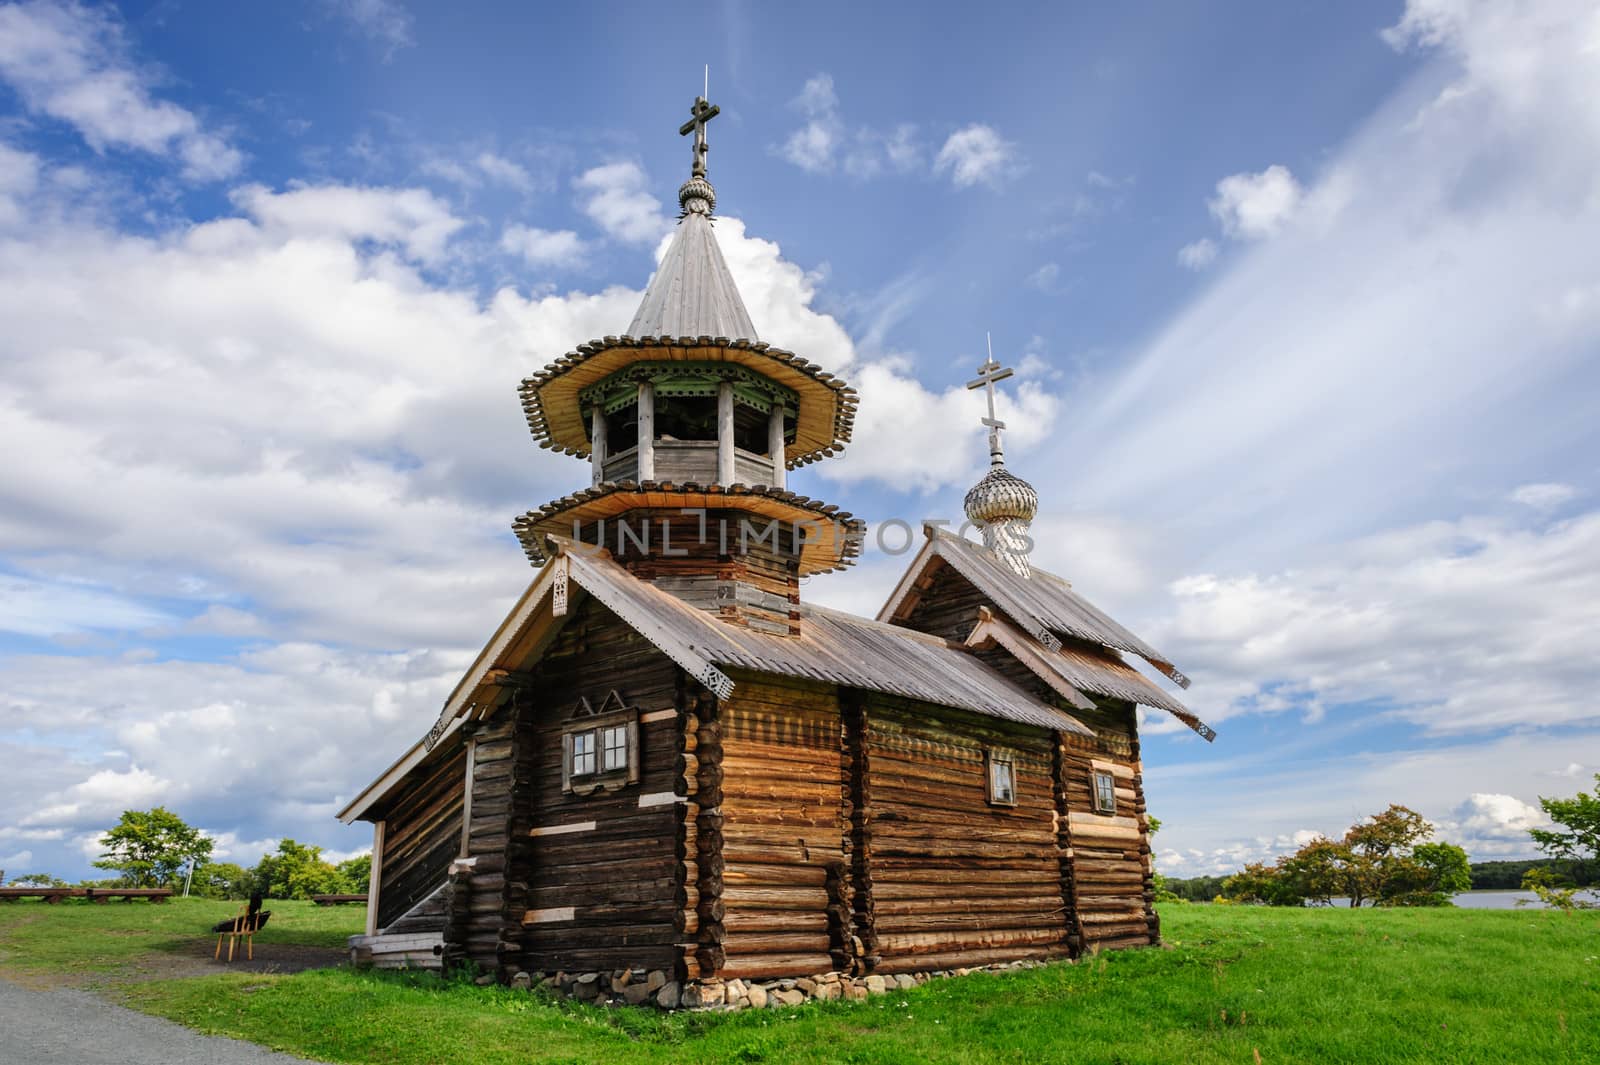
{"left": 513, "top": 92, "right": 863, "bottom": 635}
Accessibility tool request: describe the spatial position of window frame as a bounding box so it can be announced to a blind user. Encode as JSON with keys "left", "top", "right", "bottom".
{"left": 984, "top": 748, "right": 1018, "bottom": 808}
{"left": 1091, "top": 768, "right": 1117, "bottom": 815}
{"left": 561, "top": 706, "right": 640, "bottom": 795}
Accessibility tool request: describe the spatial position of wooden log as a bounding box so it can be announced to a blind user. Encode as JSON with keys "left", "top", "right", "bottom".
{"left": 722, "top": 931, "right": 833, "bottom": 955}
{"left": 714, "top": 952, "right": 836, "bottom": 980}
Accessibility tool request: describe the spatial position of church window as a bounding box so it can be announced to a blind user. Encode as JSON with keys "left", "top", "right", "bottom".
{"left": 561, "top": 692, "right": 642, "bottom": 794}
{"left": 569, "top": 732, "right": 596, "bottom": 778}
{"left": 986, "top": 749, "right": 1017, "bottom": 806}
{"left": 601, "top": 724, "right": 629, "bottom": 772}
{"left": 1092, "top": 769, "right": 1117, "bottom": 814}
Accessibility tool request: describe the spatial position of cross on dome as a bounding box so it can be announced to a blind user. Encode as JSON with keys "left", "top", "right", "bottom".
{"left": 675, "top": 81, "right": 721, "bottom": 216}
{"left": 679, "top": 94, "right": 720, "bottom": 180}
{"left": 966, "top": 332, "right": 1015, "bottom": 467}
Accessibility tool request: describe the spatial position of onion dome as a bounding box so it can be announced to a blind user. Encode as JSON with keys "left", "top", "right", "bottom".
{"left": 964, "top": 465, "right": 1039, "bottom": 527}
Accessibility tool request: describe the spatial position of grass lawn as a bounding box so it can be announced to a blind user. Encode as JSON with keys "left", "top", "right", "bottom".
{"left": 0, "top": 896, "right": 360, "bottom": 981}
{"left": 5, "top": 901, "right": 1598, "bottom": 1063}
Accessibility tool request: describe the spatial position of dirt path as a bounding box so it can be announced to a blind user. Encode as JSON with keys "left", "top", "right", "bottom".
{"left": 0, "top": 978, "right": 325, "bottom": 1064}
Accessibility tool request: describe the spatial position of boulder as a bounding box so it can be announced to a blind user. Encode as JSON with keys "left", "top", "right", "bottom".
{"left": 622, "top": 982, "right": 653, "bottom": 1006}
{"left": 894, "top": 974, "right": 917, "bottom": 991}
{"left": 864, "top": 975, "right": 887, "bottom": 995}
{"left": 509, "top": 971, "right": 532, "bottom": 991}
{"left": 772, "top": 988, "right": 806, "bottom": 1007}
{"left": 746, "top": 984, "right": 768, "bottom": 1009}
{"left": 843, "top": 984, "right": 868, "bottom": 1002}
{"left": 646, "top": 970, "right": 668, "bottom": 993}
{"left": 656, "top": 981, "right": 681, "bottom": 1010}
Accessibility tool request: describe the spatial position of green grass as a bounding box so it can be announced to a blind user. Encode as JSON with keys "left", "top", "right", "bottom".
{"left": 0, "top": 896, "right": 361, "bottom": 979}
{"left": 111, "top": 906, "right": 1600, "bottom": 1064}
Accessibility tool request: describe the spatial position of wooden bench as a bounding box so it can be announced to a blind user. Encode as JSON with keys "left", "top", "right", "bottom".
{"left": 0, "top": 887, "right": 172, "bottom": 904}
{"left": 310, "top": 893, "right": 368, "bottom": 906}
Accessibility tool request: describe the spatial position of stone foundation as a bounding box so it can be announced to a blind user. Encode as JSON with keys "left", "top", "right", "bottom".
{"left": 512, "top": 959, "right": 1052, "bottom": 1010}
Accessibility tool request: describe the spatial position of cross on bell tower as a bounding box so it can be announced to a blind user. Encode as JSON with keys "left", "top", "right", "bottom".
{"left": 679, "top": 94, "right": 720, "bottom": 180}
{"left": 966, "top": 333, "right": 1015, "bottom": 468}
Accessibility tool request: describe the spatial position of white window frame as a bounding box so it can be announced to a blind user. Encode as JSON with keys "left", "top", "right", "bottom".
{"left": 561, "top": 707, "right": 640, "bottom": 795}
{"left": 985, "top": 748, "right": 1017, "bottom": 807}
{"left": 1091, "top": 768, "right": 1117, "bottom": 815}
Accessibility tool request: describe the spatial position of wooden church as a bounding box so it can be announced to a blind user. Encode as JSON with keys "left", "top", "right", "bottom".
{"left": 338, "top": 93, "right": 1212, "bottom": 997}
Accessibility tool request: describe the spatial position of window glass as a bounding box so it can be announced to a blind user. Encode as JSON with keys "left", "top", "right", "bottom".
{"left": 601, "top": 725, "right": 628, "bottom": 772}
{"left": 1094, "top": 770, "right": 1116, "bottom": 814}
{"left": 989, "top": 753, "right": 1016, "bottom": 805}
{"left": 571, "top": 731, "right": 596, "bottom": 777}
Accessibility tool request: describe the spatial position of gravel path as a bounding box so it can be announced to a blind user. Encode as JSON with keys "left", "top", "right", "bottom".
{"left": 0, "top": 979, "right": 324, "bottom": 1064}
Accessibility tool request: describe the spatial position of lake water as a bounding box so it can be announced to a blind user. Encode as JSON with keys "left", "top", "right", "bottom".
{"left": 1319, "top": 890, "right": 1597, "bottom": 910}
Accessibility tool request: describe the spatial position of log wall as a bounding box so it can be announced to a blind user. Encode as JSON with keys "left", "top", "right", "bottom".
{"left": 514, "top": 598, "right": 686, "bottom": 974}
{"left": 374, "top": 742, "right": 466, "bottom": 931}
{"left": 1057, "top": 700, "right": 1158, "bottom": 950}
{"left": 714, "top": 675, "right": 846, "bottom": 980}
{"left": 861, "top": 697, "right": 1072, "bottom": 973}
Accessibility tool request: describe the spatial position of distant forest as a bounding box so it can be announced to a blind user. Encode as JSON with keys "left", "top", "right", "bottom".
{"left": 1164, "top": 859, "right": 1595, "bottom": 902}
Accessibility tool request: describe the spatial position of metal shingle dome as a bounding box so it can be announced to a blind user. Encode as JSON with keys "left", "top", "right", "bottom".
{"left": 964, "top": 465, "right": 1039, "bottom": 526}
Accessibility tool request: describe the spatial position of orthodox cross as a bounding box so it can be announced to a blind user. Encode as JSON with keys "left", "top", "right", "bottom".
{"left": 966, "top": 332, "right": 1015, "bottom": 466}
{"left": 679, "top": 84, "right": 720, "bottom": 179}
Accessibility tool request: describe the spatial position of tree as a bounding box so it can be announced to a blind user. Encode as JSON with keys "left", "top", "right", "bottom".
{"left": 194, "top": 861, "right": 256, "bottom": 900}
{"left": 1221, "top": 805, "right": 1470, "bottom": 908}
{"left": 93, "top": 808, "right": 213, "bottom": 888}
{"left": 253, "top": 839, "right": 344, "bottom": 899}
{"left": 1279, "top": 836, "right": 1350, "bottom": 906}
{"left": 1530, "top": 773, "right": 1600, "bottom": 884}
{"left": 336, "top": 854, "right": 372, "bottom": 895}
{"left": 1391, "top": 842, "right": 1472, "bottom": 907}
{"left": 9, "top": 872, "right": 68, "bottom": 887}
{"left": 1222, "top": 862, "right": 1305, "bottom": 906}
{"left": 1343, "top": 804, "right": 1435, "bottom": 907}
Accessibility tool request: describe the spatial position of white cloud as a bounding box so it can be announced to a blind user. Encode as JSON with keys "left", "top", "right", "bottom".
{"left": 574, "top": 161, "right": 665, "bottom": 244}
{"left": 474, "top": 151, "right": 531, "bottom": 191}
{"left": 934, "top": 124, "right": 1018, "bottom": 189}
{"left": 1177, "top": 237, "right": 1217, "bottom": 270}
{"left": 1510, "top": 482, "right": 1576, "bottom": 508}
{"left": 0, "top": 140, "right": 40, "bottom": 226}
{"left": 499, "top": 224, "right": 583, "bottom": 267}
{"left": 420, "top": 151, "right": 534, "bottom": 192}
{"left": 1154, "top": 508, "right": 1600, "bottom": 734}
{"left": 229, "top": 182, "right": 464, "bottom": 265}
{"left": 0, "top": 1, "right": 242, "bottom": 180}
{"left": 0, "top": 850, "right": 34, "bottom": 872}
{"left": 777, "top": 75, "right": 926, "bottom": 180}
{"left": 825, "top": 359, "right": 1058, "bottom": 493}
{"left": 1208, "top": 164, "right": 1302, "bottom": 239}
{"left": 326, "top": 0, "right": 414, "bottom": 59}
{"left": 0, "top": 573, "right": 172, "bottom": 636}
{"left": 1026, "top": 262, "right": 1060, "bottom": 290}
{"left": 1450, "top": 792, "right": 1547, "bottom": 839}
{"left": 24, "top": 765, "right": 170, "bottom": 827}
{"left": 780, "top": 74, "right": 843, "bottom": 175}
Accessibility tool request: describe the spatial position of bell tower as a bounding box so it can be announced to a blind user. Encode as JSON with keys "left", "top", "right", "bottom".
{"left": 513, "top": 91, "right": 863, "bottom": 635}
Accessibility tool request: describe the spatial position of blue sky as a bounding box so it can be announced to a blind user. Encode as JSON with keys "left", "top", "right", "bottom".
{"left": 1, "top": 0, "right": 1597, "bottom": 882}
